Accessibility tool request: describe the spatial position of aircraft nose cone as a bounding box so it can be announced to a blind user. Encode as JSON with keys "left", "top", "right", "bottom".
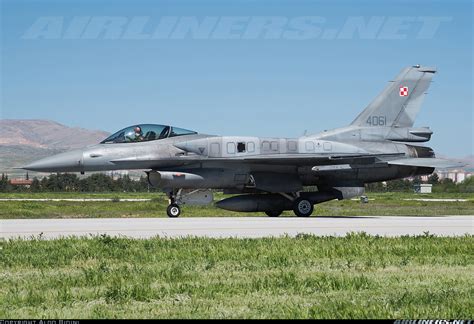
{"left": 23, "top": 150, "right": 84, "bottom": 172}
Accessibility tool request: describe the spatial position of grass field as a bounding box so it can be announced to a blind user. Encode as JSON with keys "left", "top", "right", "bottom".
{"left": 1, "top": 234, "right": 472, "bottom": 319}
{"left": 0, "top": 192, "right": 473, "bottom": 219}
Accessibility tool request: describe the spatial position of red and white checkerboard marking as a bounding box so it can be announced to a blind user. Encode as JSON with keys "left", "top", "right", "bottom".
{"left": 399, "top": 86, "right": 409, "bottom": 96}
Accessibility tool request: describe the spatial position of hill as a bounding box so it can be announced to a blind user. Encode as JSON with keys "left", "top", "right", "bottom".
{"left": 0, "top": 119, "right": 109, "bottom": 175}
{"left": 0, "top": 119, "right": 109, "bottom": 149}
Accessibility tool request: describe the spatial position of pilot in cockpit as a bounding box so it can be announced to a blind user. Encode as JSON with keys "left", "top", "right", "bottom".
{"left": 127, "top": 126, "right": 144, "bottom": 142}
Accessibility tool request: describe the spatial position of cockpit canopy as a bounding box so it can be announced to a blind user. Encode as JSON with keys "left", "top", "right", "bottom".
{"left": 101, "top": 124, "right": 197, "bottom": 144}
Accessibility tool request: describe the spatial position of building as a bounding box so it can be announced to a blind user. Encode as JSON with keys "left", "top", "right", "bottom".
{"left": 9, "top": 179, "right": 33, "bottom": 187}
{"left": 414, "top": 183, "right": 432, "bottom": 194}
{"left": 436, "top": 169, "right": 473, "bottom": 184}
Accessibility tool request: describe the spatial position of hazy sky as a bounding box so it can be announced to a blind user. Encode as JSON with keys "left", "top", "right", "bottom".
{"left": 1, "top": 0, "right": 472, "bottom": 157}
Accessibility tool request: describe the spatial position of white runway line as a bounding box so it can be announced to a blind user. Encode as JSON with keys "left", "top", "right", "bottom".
{"left": 402, "top": 198, "right": 469, "bottom": 202}
{"left": 1, "top": 216, "right": 472, "bottom": 239}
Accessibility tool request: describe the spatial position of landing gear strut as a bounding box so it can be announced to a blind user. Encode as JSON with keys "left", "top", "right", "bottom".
{"left": 274, "top": 193, "right": 315, "bottom": 217}
{"left": 265, "top": 192, "right": 314, "bottom": 217}
{"left": 166, "top": 190, "right": 181, "bottom": 218}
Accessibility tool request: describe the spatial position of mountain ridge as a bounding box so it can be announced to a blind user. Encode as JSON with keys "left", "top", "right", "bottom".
{"left": 0, "top": 119, "right": 109, "bottom": 149}
{"left": 0, "top": 119, "right": 110, "bottom": 174}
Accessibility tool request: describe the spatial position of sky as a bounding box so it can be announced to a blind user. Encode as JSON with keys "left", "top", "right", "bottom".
{"left": 1, "top": 0, "right": 472, "bottom": 157}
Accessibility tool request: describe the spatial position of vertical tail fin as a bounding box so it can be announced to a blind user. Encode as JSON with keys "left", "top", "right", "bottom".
{"left": 351, "top": 65, "right": 436, "bottom": 128}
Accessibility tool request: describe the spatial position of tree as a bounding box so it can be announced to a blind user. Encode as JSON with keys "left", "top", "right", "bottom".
{"left": 427, "top": 173, "right": 439, "bottom": 185}
{"left": 0, "top": 173, "right": 11, "bottom": 192}
{"left": 435, "top": 178, "right": 456, "bottom": 193}
{"left": 365, "top": 182, "right": 386, "bottom": 192}
{"left": 412, "top": 176, "right": 422, "bottom": 185}
{"left": 79, "top": 173, "right": 116, "bottom": 192}
{"left": 0, "top": 172, "right": 156, "bottom": 193}
{"left": 457, "top": 176, "right": 474, "bottom": 193}
{"left": 30, "top": 178, "right": 41, "bottom": 192}
{"left": 386, "top": 179, "right": 412, "bottom": 192}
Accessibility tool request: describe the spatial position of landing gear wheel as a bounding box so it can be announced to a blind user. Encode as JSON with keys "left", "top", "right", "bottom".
{"left": 167, "top": 203, "right": 181, "bottom": 218}
{"left": 265, "top": 210, "right": 283, "bottom": 217}
{"left": 293, "top": 197, "right": 313, "bottom": 217}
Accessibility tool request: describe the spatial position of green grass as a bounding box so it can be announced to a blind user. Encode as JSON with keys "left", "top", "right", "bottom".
{"left": 0, "top": 192, "right": 473, "bottom": 219}
{"left": 0, "top": 192, "right": 161, "bottom": 199}
{"left": 1, "top": 234, "right": 473, "bottom": 319}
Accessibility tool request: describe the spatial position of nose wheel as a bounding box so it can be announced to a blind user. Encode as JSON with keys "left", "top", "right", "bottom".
{"left": 166, "top": 190, "right": 182, "bottom": 218}
{"left": 167, "top": 203, "right": 181, "bottom": 218}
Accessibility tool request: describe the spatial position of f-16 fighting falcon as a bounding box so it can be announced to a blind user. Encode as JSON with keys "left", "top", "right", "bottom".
{"left": 22, "top": 65, "right": 462, "bottom": 217}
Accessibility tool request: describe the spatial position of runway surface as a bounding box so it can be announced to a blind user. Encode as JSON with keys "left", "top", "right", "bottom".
{"left": 1, "top": 216, "right": 472, "bottom": 239}
{"left": 0, "top": 198, "right": 468, "bottom": 202}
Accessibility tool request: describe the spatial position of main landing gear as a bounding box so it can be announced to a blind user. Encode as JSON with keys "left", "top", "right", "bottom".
{"left": 166, "top": 189, "right": 315, "bottom": 218}
{"left": 292, "top": 197, "right": 313, "bottom": 217}
{"left": 264, "top": 193, "right": 314, "bottom": 218}
{"left": 265, "top": 210, "right": 283, "bottom": 217}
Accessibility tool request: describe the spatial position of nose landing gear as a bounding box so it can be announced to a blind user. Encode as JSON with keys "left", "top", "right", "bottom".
{"left": 166, "top": 190, "right": 181, "bottom": 218}
{"left": 165, "top": 189, "right": 213, "bottom": 217}
{"left": 166, "top": 203, "right": 181, "bottom": 217}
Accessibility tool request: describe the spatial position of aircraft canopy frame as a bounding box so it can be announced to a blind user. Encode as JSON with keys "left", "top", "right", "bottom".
{"left": 100, "top": 124, "right": 197, "bottom": 144}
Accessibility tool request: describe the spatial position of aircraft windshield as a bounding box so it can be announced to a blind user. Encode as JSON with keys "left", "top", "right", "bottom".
{"left": 101, "top": 124, "right": 197, "bottom": 144}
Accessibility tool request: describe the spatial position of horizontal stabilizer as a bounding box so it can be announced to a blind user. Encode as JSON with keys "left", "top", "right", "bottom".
{"left": 386, "top": 158, "right": 465, "bottom": 169}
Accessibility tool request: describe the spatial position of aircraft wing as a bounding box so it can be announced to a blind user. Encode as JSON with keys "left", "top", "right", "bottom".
{"left": 110, "top": 154, "right": 462, "bottom": 170}
{"left": 385, "top": 158, "right": 465, "bottom": 169}
{"left": 205, "top": 153, "right": 466, "bottom": 170}
{"left": 204, "top": 154, "right": 465, "bottom": 170}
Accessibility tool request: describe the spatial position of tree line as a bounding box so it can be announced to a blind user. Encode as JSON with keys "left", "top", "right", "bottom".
{"left": 0, "top": 173, "right": 155, "bottom": 192}
{"left": 0, "top": 172, "right": 472, "bottom": 193}
{"left": 365, "top": 173, "right": 474, "bottom": 193}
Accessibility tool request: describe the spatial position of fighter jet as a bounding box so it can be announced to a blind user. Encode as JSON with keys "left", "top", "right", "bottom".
{"left": 22, "top": 65, "right": 462, "bottom": 217}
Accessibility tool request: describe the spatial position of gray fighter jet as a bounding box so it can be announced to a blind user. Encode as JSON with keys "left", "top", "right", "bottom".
{"left": 22, "top": 65, "right": 462, "bottom": 217}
